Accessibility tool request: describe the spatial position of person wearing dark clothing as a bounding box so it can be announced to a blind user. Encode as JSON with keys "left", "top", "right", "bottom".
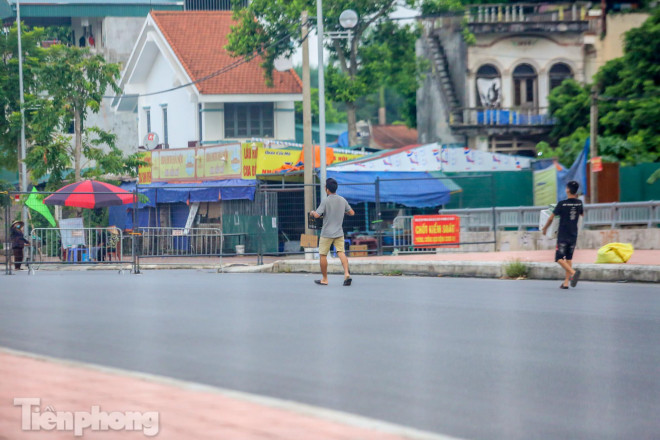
{"left": 542, "top": 181, "right": 584, "bottom": 289}
{"left": 10, "top": 221, "right": 30, "bottom": 270}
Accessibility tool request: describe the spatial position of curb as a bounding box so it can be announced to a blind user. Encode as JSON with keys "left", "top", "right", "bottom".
{"left": 272, "top": 259, "right": 660, "bottom": 283}
{"left": 6, "top": 260, "right": 658, "bottom": 283}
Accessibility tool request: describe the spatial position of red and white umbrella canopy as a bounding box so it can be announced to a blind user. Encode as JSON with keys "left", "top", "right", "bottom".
{"left": 43, "top": 180, "right": 135, "bottom": 209}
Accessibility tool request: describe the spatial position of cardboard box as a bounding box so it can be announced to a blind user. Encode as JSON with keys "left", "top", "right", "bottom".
{"left": 350, "top": 244, "right": 368, "bottom": 257}
{"left": 300, "top": 234, "right": 318, "bottom": 248}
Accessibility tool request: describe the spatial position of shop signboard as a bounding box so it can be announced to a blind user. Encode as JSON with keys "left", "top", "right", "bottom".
{"left": 138, "top": 151, "right": 152, "bottom": 185}
{"left": 241, "top": 142, "right": 260, "bottom": 179}
{"left": 412, "top": 215, "right": 460, "bottom": 247}
{"left": 201, "top": 144, "right": 242, "bottom": 180}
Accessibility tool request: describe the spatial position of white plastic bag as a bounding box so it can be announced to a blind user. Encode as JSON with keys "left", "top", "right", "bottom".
{"left": 539, "top": 207, "right": 559, "bottom": 239}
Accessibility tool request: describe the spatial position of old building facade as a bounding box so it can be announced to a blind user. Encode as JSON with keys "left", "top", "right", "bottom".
{"left": 417, "top": 2, "right": 649, "bottom": 156}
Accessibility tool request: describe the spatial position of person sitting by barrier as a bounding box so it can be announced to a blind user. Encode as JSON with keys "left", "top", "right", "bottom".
{"left": 94, "top": 226, "right": 120, "bottom": 261}
{"left": 10, "top": 221, "right": 30, "bottom": 270}
{"left": 105, "top": 226, "right": 120, "bottom": 261}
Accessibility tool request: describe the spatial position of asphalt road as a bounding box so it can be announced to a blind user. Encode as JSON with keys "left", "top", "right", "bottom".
{"left": 1, "top": 271, "right": 659, "bottom": 440}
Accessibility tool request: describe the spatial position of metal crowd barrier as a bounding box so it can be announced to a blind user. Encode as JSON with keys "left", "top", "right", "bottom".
{"left": 437, "top": 201, "right": 660, "bottom": 231}
{"left": 135, "top": 227, "right": 224, "bottom": 258}
{"left": 8, "top": 227, "right": 130, "bottom": 274}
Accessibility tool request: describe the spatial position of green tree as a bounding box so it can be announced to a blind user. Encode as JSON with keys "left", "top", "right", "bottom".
{"left": 25, "top": 127, "right": 142, "bottom": 191}
{"left": 294, "top": 87, "right": 347, "bottom": 125}
{"left": 541, "top": 9, "right": 660, "bottom": 166}
{"left": 37, "top": 45, "right": 122, "bottom": 182}
{"left": 0, "top": 23, "right": 46, "bottom": 171}
{"left": 227, "top": 0, "right": 425, "bottom": 146}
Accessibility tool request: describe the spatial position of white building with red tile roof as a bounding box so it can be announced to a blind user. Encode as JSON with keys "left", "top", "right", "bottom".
{"left": 114, "top": 11, "right": 302, "bottom": 149}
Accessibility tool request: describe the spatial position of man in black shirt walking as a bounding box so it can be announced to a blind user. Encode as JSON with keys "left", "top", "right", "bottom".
{"left": 542, "top": 180, "right": 584, "bottom": 289}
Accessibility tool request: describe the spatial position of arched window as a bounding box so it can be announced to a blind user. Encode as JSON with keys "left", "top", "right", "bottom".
{"left": 476, "top": 64, "right": 501, "bottom": 108}
{"left": 549, "top": 62, "right": 573, "bottom": 91}
{"left": 513, "top": 63, "right": 537, "bottom": 108}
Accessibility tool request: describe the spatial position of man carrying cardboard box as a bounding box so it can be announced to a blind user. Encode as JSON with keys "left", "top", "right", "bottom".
{"left": 310, "top": 178, "right": 355, "bottom": 286}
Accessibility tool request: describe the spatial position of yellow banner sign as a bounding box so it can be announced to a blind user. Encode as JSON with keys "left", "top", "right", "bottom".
{"left": 151, "top": 149, "right": 196, "bottom": 181}
{"left": 201, "top": 144, "right": 242, "bottom": 180}
{"left": 256, "top": 147, "right": 300, "bottom": 175}
{"left": 334, "top": 152, "right": 362, "bottom": 163}
{"left": 255, "top": 147, "right": 362, "bottom": 175}
{"left": 241, "top": 142, "right": 260, "bottom": 180}
{"left": 138, "top": 151, "right": 152, "bottom": 185}
{"left": 141, "top": 144, "right": 364, "bottom": 182}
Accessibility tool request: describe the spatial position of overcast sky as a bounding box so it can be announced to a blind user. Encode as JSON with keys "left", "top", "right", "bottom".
{"left": 290, "top": 4, "right": 418, "bottom": 68}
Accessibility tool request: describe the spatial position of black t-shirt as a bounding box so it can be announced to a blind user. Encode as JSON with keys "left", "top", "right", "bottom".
{"left": 553, "top": 198, "right": 584, "bottom": 242}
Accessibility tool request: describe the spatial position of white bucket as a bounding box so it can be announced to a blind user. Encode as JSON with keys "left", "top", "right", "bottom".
{"left": 235, "top": 244, "right": 245, "bottom": 255}
{"left": 304, "top": 247, "right": 319, "bottom": 260}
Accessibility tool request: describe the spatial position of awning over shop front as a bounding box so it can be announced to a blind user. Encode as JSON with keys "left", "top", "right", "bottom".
{"left": 326, "top": 171, "right": 456, "bottom": 208}
{"left": 110, "top": 179, "right": 256, "bottom": 230}
{"left": 121, "top": 179, "right": 256, "bottom": 206}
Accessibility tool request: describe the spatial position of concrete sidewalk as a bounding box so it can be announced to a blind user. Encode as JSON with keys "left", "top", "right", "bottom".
{"left": 272, "top": 250, "right": 660, "bottom": 283}
{"left": 0, "top": 348, "right": 453, "bottom": 440}
{"left": 356, "top": 249, "right": 660, "bottom": 266}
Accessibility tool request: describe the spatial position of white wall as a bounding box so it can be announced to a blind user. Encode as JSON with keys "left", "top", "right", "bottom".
{"left": 137, "top": 51, "right": 197, "bottom": 149}
{"left": 202, "top": 103, "right": 223, "bottom": 144}
{"left": 275, "top": 101, "right": 296, "bottom": 141}
{"left": 102, "top": 17, "right": 147, "bottom": 65}
{"left": 71, "top": 16, "right": 148, "bottom": 155}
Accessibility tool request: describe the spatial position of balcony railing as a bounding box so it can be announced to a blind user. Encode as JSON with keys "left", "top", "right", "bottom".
{"left": 450, "top": 107, "right": 554, "bottom": 127}
{"left": 184, "top": 0, "right": 248, "bottom": 10}
{"left": 466, "top": 3, "right": 591, "bottom": 24}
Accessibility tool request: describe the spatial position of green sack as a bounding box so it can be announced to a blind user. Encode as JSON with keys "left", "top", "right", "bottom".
{"left": 595, "top": 243, "right": 634, "bottom": 264}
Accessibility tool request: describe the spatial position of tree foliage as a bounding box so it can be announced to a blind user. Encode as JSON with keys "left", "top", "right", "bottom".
{"left": 0, "top": 24, "right": 46, "bottom": 170}
{"left": 25, "top": 127, "right": 141, "bottom": 191}
{"left": 541, "top": 9, "right": 660, "bottom": 166}
{"left": 227, "top": 0, "right": 425, "bottom": 145}
{"left": 37, "top": 44, "right": 123, "bottom": 181}
{"left": 1, "top": 27, "right": 140, "bottom": 191}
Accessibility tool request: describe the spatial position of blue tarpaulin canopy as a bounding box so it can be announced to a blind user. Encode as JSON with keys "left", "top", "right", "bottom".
{"left": 109, "top": 179, "right": 256, "bottom": 230}
{"left": 326, "top": 171, "right": 451, "bottom": 207}
{"left": 120, "top": 179, "right": 256, "bottom": 205}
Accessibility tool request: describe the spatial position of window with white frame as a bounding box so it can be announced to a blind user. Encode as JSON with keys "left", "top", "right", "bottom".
{"left": 145, "top": 108, "right": 151, "bottom": 133}
{"left": 224, "top": 103, "right": 274, "bottom": 138}
{"left": 162, "top": 106, "right": 168, "bottom": 148}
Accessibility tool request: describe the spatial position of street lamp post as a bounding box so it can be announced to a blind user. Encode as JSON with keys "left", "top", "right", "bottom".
{"left": 16, "top": 0, "right": 28, "bottom": 226}
{"left": 316, "top": 4, "right": 357, "bottom": 201}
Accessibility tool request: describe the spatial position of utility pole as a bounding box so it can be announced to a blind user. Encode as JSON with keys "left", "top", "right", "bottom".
{"left": 317, "top": 0, "right": 327, "bottom": 202}
{"left": 16, "top": 1, "right": 28, "bottom": 227}
{"left": 302, "top": 11, "right": 314, "bottom": 233}
{"left": 378, "top": 86, "right": 386, "bottom": 125}
{"left": 590, "top": 84, "right": 599, "bottom": 204}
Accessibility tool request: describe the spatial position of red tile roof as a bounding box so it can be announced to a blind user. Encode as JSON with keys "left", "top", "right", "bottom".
{"left": 371, "top": 125, "right": 419, "bottom": 150}
{"left": 151, "top": 11, "right": 302, "bottom": 96}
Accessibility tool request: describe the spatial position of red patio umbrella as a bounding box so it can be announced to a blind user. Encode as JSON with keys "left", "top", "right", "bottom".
{"left": 44, "top": 180, "right": 136, "bottom": 209}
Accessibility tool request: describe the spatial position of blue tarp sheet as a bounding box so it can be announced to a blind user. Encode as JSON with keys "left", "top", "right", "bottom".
{"left": 557, "top": 137, "right": 589, "bottom": 200}
{"left": 533, "top": 138, "right": 589, "bottom": 200}
{"left": 109, "top": 180, "right": 256, "bottom": 230}
{"left": 326, "top": 171, "right": 451, "bottom": 207}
